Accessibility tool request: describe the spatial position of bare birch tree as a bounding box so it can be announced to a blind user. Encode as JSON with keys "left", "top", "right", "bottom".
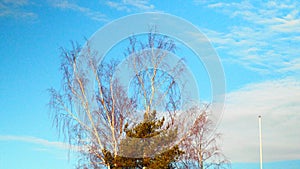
{"left": 178, "top": 105, "right": 231, "bottom": 169}
{"left": 49, "top": 31, "right": 186, "bottom": 168}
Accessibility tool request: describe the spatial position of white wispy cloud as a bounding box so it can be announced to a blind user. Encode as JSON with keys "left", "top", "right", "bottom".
{"left": 106, "top": 0, "right": 155, "bottom": 12}
{"left": 2, "top": 0, "right": 29, "bottom": 6}
{"left": 0, "top": 135, "right": 79, "bottom": 151}
{"left": 0, "top": 0, "right": 37, "bottom": 20}
{"left": 280, "top": 58, "right": 300, "bottom": 73}
{"left": 50, "top": 0, "right": 108, "bottom": 22}
{"left": 201, "top": 27, "right": 298, "bottom": 73}
{"left": 197, "top": 0, "right": 300, "bottom": 74}
{"left": 219, "top": 77, "right": 300, "bottom": 162}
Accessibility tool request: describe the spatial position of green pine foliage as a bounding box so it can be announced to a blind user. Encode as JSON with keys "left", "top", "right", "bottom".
{"left": 103, "top": 110, "right": 183, "bottom": 169}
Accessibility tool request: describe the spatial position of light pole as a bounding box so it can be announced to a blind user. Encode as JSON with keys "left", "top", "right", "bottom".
{"left": 258, "top": 115, "right": 263, "bottom": 169}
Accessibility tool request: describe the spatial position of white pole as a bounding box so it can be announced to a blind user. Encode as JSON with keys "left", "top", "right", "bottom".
{"left": 258, "top": 115, "right": 263, "bottom": 169}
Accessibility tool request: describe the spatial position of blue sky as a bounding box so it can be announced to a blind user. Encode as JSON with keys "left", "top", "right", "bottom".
{"left": 0, "top": 0, "right": 300, "bottom": 168}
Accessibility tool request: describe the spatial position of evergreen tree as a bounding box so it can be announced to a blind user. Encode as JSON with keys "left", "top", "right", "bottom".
{"left": 103, "top": 110, "right": 183, "bottom": 169}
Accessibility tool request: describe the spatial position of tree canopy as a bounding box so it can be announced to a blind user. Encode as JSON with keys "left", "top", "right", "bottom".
{"left": 49, "top": 30, "right": 230, "bottom": 169}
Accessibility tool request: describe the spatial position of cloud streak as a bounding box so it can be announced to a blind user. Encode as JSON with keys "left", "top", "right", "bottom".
{"left": 51, "top": 0, "right": 108, "bottom": 22}
{"left": 197, "top": 0, "right": 300, "bottom": 74}
{"left": 0, "top": 0, "right": 37, "bottom": 20}
{"left": 0, "top": 135, "right": 78, "bottom": 151}
{"left": 106, "top": 0, "right": 155, "bottom": 12}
